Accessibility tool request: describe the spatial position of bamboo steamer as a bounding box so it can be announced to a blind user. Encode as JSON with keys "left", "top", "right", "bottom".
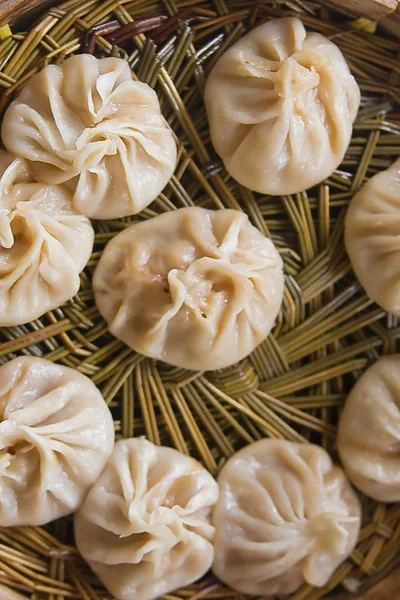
{"left": 321, "top": 0, "right": 399, "bottom": 20}
{"left": 3, "top": 0, "right": 400, "bottom": 29}
{"left": 0, "top": 1, "right": 399, "bottom": 599}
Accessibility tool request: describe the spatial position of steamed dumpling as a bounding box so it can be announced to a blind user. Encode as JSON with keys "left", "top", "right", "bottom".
{"left": 0, "top": 357, "right": 115, "bottom": 526}
{"left": 212, "top": 439, "right": 361, "bottom": 596}
{"left": 2, "top": 55, "right": 177, "bottom": 219}
{"left": 74, "top": 437, "right": 219, "bottom": 600}
{"left": 0, "top": 151, "right": 93, "bottom": 326}
{"left": 338, "top": 356, "right": 400, "bottom": 502}
{"left": 93, "top": 207, "right": 284, "bottom": 371}
{"left": 345, "top": 159, "right": 400, "bottom": 315}
{"left": 205, "top": 17, "right": 360, "bottom": 195}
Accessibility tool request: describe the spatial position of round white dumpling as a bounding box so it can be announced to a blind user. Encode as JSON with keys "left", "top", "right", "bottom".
{"left": 212, "top": 439, "right": 361, "bottom": 596}
{"left": 345, "top": 159, "right": 400, "bottom": 315}
{"left": 74, "top": 437, "right": 219, "bottom": 600}
{"left": 338, "top": 356, "right": 400, "bottom": 502}
{"left": 0, "top": 151, "right": 94, "bottom": 326}
{"left": 205, "top": 17, "right": 360, "bottom": 195}
{"left": 2, "top": 55, "right": 177, "bottom": 220}
{"left": 0, "top": 357, "right": 115, "bottom": 526}
{"left": 93, "top": 207, "right": 284, "bottom": 371}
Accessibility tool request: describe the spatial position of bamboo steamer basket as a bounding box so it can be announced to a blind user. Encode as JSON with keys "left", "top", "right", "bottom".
{"left": 0, "top": 0, "right": 399, "bottom": 599}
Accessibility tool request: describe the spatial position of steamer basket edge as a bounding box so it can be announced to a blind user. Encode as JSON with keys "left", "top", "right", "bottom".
{"left": 0, "top": 0, "right": 399, "bottom": 599}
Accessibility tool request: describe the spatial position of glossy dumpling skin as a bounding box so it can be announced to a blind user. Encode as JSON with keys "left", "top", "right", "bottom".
{"left": 212, "top": 439, "right": 361, "bottom": 596}
{"left": 74, "top": 438, "right": 219, "bottom": 600}
{"left": 345, "top": 159, "right": 400, "bottom": 315}
{"left": 205, "top": 17, "right": 360, "bottom": 195}
{"left": 93, "top": 207, "right": 284, "bottom": 371}
{"left": 0, "top": 357, "right": 115, "bottom": 526}
{"left": 2, "top": 55, "right": 177, "bottom": 219}
{"left": 338, "top": 356, "right": 400, "bottom": 502}
{"left": 0, "top": 151, "right": 93, "bottom": 326}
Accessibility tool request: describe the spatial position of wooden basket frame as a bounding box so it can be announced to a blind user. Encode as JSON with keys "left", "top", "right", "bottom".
{"left": 0, "top": 0, "right": 399, "bottom": 599}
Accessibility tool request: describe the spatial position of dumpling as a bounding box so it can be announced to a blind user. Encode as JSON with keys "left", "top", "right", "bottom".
{"left": 345, "top": 159, "right": 400, "bottom": 315}
{"left": 74, "top": 437, "right": 219, "bottom": 600}
{"left": 338, "top": 356, "right": 400, "bottom": 502}
{"left": 0, "top": 356, "right": 115, "bottom": 526}
{"left": 204, "top": 17, "right": 360, "bottom": 195}
{"left": 93, "top": 207, "right": 284, "bottom": 371}
{"left": 0, "top": 151, "right": 94, "bottom": 326}
{"left": 2, "top": 54, "right": 177, "bottom": 220}
{"left": 212, "top": 439, "right": 361, "bottom": 596}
